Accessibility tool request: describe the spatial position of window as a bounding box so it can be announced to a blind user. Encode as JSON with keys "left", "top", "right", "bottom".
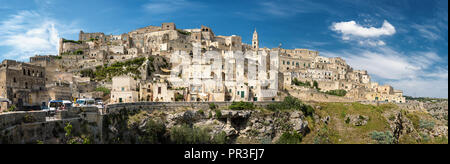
{"left": 13, "top": 77, "right": 16, "bottom": 83}
{"left": 158, "top": 87, "right": 161, "bottom": 94}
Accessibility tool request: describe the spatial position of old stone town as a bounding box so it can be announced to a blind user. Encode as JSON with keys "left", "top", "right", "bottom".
{"left": 0, "top": 22, "right": 406, "bottom": 112}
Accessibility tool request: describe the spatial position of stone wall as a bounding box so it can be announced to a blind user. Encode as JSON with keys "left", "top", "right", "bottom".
{"left": 0, "top": 111, "right": 46, "bottom": 131}
{"left": 0, "top": 107, "right": 102, "bottom": 144}
{"left": 105, "top": 101, "right": 276, "bottom": 114}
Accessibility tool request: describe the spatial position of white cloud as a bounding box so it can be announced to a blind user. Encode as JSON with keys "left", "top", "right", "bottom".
{"left": 332, "top": 20, "right": 396, "bottom": 38}
{"left": 411, "top": 24, "right": 442, "bottom": 41}
{"left": 321, "top": 47, "right": 448, "bottom": 98}
{"left": 0, "top": 10, "right": 79, "bottom": 61}
{"left": 358, "top": 40, "right": 385, "bottom": 46}
{"left": 331, "top": 20, "right": 396, "bottom": 47}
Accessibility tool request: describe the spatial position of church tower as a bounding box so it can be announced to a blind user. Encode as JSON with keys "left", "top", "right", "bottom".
{"left": 252, "top": 29, "right": 259, "bottom": 50}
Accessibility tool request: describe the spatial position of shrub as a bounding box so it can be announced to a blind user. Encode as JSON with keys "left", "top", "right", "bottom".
{"left": 313, "top": 81, "right": 319, "bottom": 89}
{"left": 93, "top": 57, "right": 146, "bottom": 81}
{"left": 139, "top": 119, "right": 166, "bottom": 144}
{"left": 23, "top": 114, "right": 35, "bottom": 123}
{"left": 197, "top": 110, "right": 204, "bottom": 116}
{"left": 4, "top": 105, "right": 16, "bottom": 112}
{"left": 345, "top": 117, "right": 351, "bottom": 124}
{"left": 212, "top": 131, "right": 228, "bottom": 144}
{"left": 419, "top": 120, "right": 435, "bottom": 130}
{"left": 267, "top": 96, "right": 314, "bottom": 117}
{"left": 215, "top": 109, "right": 222, "bottom": 119}
{"left": 62, "top": 39, "right": 82, "bottom": 44}
{"left": 229, "top": 101, "right": 254, "bottom": 110}
{"left": 170, "top": 124, "right": 212, "bottom": 144}
{"left": 175, "top": 94, "right": 184, "bottom": 102}
{"left": 292, "top": 78, "right": 311, "bottom": 87}
{"left": 260, "top": 136, "right": 273, "bottom": 144}
{"left": 370, "top": 131, "right": 394, "bottom": 144}
{"left": 95, "top": 87, "right": 111, "bottom": 96}
{"left": 324, "top": 89, "right": 347, "bottom": 97}
{"left": 209, "top": 103, "right": 217, "bottom": 110}
{"left": 64, "top": 123, "right": 73, "bottom": 137}
{"left": 177, "top": 29, "right": 192, "bottom": 35}
{"left": 276, "top": 131, "right": 303, "bottom": 144}
{"left": 420, "top": 133, "right": 431, "bottom": 143}
{"left": 80, "top": 69, "right": 95, "bottom": 78}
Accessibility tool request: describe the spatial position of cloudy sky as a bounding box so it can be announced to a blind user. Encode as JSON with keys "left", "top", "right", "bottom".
{"left": 0, "top": 0, "right": 448, "bottom": 98}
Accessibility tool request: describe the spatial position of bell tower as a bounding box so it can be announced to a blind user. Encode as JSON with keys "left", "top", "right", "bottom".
{"left": 252, "top": 29, "right": 259, "bottom": 50}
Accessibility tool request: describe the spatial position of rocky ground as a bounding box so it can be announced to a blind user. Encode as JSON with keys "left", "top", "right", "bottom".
{"left": 101, "top": 99, "right": 448, "bottom": 144}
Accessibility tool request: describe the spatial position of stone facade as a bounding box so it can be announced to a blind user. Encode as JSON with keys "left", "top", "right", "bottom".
{"left": 111, "top": 75, "right": 139, "bottom": 103}
{"left": 0, "top": 60, "right": 47, "bottom": 109}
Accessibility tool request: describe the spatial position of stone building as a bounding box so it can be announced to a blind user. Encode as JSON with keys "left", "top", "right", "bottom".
{"left": 0, "top": 60, "right": 47, "bottom": 109}
{"left": 110, "top": 75, "right": 139, "bottom": 103}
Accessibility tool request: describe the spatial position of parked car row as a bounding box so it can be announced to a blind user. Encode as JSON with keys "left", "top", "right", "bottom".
{"left": 42, "top": 99, "right": 104, "bottom": 116}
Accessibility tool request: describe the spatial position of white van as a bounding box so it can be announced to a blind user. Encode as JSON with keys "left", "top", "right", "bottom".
{"left": 47, "top": 100, "right": 63, "bottom": 115}
{"left": 75, "top": 99, "right": 95, "bottom": 107}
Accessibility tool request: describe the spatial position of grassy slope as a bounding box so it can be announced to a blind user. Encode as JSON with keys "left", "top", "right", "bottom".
{"left": 302, "top": 102, "right": 448, "bottom": 144}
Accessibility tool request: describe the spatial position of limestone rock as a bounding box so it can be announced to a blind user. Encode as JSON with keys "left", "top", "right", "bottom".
{"left": 345, "top": 114, "right": 369, "bottom": 126}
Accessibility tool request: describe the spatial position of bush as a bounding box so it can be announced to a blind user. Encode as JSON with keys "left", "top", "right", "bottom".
{"left": 197, "top": 110, "right": 204, "bottom": 115}
{"left": 175, "top": 94, "right": 184, "bottom": 102}
{"left": 139, "top": 119, "right": 166, "bottom": 144}
{"left": 95, "top": 87, "right": 110, "bottom": 96}
{"left": 229, "top": 101, "right": 255, "bottom": 110}
{"left": 313, "top": 81, "right": 319, "bottom": 89}
{"left": 267, "top": 96, "right": 314, "bottom": 117}
{"left": 23, "top": 114, "right": 35, "bottom": 123}
{"left": 4, "top": 105, "right": 16, "bottom": 112}
{"left": 62, "top": 39, "right": 82, "bottom": 44}
{"left": 177, "top": 29, "right": 192, "bottom": 35}
{"left": 370, "top": 131, "right": 394, "bottom": 144}
{"left": 215, "top": 109, "right": 222, "bottom": 119}
{"left": 292, "top": 78, "right": 311, "bottom": 87}
{"left": 419, "top": 120, "right": 435, "bottom": 130}
{"left": 324, "top": 89, "right": 347, "bottom": 97}
{"left": 276, "top": 131, "right": 303, "bottom": 144}
{"left": 80, "top": 69, "right": 95, "bottom": 78}
{"left": 212, "top": 131, "right": 228, "bottom": 144}
{"left": 209, "top": 103, "right": 217, "bottom": 110}
{"left": 170, "top": 124, "right": 212, "bottom": 144}
{"left": 93, "top": 57, "right": 146, "bottom": 81}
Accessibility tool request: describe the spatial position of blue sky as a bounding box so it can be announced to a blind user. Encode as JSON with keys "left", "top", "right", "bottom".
{"left": 0, "top": 0, "right": 448, "bottom": 98}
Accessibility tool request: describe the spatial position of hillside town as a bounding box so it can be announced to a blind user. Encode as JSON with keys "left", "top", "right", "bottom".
{"left": 0, "top": 22, "right": 406, "bottom": 112}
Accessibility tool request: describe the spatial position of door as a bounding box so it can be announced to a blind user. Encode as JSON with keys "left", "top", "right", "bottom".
{"left": 119, "top": 98, "right": 123, "bottom": 103}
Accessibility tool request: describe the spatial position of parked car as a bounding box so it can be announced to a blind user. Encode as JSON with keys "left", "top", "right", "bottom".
{"left": 95, "top": 100, "right": 104, "bottom": 109}
{"left": 47, "top": 100, "right": 63, "bottom": 115}
{"left": 75, "top": 99, "right": 95, "bottom": 107}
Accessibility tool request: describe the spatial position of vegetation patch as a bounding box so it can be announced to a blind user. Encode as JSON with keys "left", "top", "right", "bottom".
{"left": 370, "top": 131, "right": 394, "bottom": 144}
{"left": 62, "top": 39, "right": 82, "bottom": 44}
{"left": 229, "top": 101, "right": 255, "bottom": 110}
{"left": 170, "top": 124, "right": 227, "bottom": 144}
{"left": 94, "top": 57, "right": 146, "bottom": 81}
{"left": 95, "top": 87, "right": 111, "bottom": 96}
{"left": 267, "top": 96, "right": 314, "bottom": 117}
{"left": 324, "top": 89, "right": 347, "bottom": 97}
{"left": 276, "top": 131, "right": 303, "bottom": 144}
